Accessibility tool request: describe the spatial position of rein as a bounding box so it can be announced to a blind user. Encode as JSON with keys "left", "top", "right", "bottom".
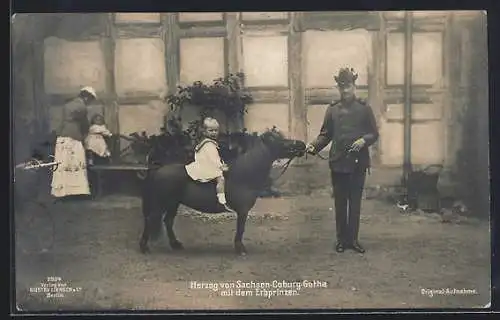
{"left": 306, "top": 152, "right": 329, "bottom": 161}
{"left": 269, "top": 157, "right": 294, "bottom": 182}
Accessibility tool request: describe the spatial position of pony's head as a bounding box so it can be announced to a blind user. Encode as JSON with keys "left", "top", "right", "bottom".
{"left": 259, "top": 126, "right": 306, "bottom": 159}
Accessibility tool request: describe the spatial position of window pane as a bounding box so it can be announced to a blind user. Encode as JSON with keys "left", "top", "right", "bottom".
{"left": 44, "top": 38, "right": 106, "bottom": 95}
{"left": 118, "top": 101, "right": 167, "bottom": 136}
{"left": 380, "top": 120, "right": 403, "bottom": 165}
{"left": 115, "top": 13, "right": 161, "bottom": 23}
{"left": 411, "top": 122, "right": 444, "bottom": 164}
{"left": 379, "top": 119, "right": 444, "bottom": 165}
{"left": 245, "top": 103, "right": 289, "bottom": 136}
{"left": 178, "top": 12, "right": 223, "bottom": 22}
{"left": 386, "top": 32, "right": 443, "bottom": 86}
{"left": 241, "top": 12, "right": 288, "bottom": 20}
{"left": 412, "top": 32, "right": 443, "bottom": 85}
{"left": 303, "top": 30, "right": 372, "bottom": 88}
{"left": 242, "top": 36, "right": 288, "bottom": 87}
{"left": 386, "top": 32, "right": 405, "bottom": 85}
{"left": 179, "top": 37, "right": 225, "bottom": 85}
{"left": 114, "top": 38, "right": 167, "bottom": 97}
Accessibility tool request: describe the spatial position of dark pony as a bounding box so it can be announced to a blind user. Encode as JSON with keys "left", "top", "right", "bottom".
{"left": 139, "top": 128, "right": 306, "bottom": 255}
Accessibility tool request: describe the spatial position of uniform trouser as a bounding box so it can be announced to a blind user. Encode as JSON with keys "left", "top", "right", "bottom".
{"left": 330, "top": 165, "right": 367, "bottom": 245}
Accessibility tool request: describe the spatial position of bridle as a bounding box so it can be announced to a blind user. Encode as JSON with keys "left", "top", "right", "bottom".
{"left": 269, "top": 149, "right": 329, "bottom": 182}
{"left": 269, "top": 157, "right": 294, "bottom": 182}
{"left": 268, "top": 141, "right": 311, "bottom": 182}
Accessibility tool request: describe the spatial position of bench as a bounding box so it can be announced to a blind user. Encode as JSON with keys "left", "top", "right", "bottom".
{"left": 87, "top": 163, "right": 159, "bottom": 198}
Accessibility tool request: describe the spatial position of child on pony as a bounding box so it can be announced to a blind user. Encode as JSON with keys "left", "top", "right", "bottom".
{"left": 185, "top": 117, "right": 235, "bottom": 213}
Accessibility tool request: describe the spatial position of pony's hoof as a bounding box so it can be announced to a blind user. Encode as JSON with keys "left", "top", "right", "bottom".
{"left": 140, "top": 245, "right": 150, "bottom": 254}
{"left": 170, "top": 241, "right": 184, "bottom": 250}
{"left": 235, "top": 243, "right": 247, "bottom": 256}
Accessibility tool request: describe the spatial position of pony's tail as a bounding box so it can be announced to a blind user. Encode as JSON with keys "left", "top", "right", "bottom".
{"left": 141, "top": 173, "right": 163, "bottom": 241}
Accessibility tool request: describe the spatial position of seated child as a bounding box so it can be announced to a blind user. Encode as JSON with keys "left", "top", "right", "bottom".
{"left": 185, "top": 117, "right": 234, "bottom": 213}
{"left": 84, "top": 114, "right": 112, "bottom": 165}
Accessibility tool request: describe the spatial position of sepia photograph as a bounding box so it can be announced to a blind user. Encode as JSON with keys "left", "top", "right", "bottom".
{"left": 11, "top": 11, "right": 490, "bottom": 312}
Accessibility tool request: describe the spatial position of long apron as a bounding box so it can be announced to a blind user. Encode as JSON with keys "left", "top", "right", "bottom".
{"left": 51, "top": 136, "right": 90, "bottom": 197}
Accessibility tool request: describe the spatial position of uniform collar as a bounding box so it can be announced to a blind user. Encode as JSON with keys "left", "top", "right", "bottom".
{"left": 339, "top": 96, "right": 357, "bottom": 107}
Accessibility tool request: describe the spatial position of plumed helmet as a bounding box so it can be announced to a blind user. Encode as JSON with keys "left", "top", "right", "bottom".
{"left": 334, "top": 67, "right": 358, "bottom": 87}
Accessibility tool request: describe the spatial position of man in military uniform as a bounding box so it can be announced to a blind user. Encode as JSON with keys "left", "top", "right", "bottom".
{"left": 306, "top": 68, "right": 379, "bottom": 253}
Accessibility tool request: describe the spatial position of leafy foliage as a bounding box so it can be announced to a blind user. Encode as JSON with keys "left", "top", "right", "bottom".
{"left": 165, "top": 73, "right": 253, "bottom": 143}
{"left": 124, "top": 129, "right": 259, "bottom": 167}
{"left": 124, "top": 73, "right": 255, "bottom": 166}
{"left": 166, "top": 72, "right": 253, "bottom": 118}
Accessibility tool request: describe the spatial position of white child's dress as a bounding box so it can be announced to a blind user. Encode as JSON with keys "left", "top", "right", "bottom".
{"left": 185, "top": 138, "right": 225, "bottom": 182}
{"left": 84, "top": 124, "right": 112, "bottom": 157}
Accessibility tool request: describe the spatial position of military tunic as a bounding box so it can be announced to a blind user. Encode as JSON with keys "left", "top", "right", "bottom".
{"left": 311, "top": 98, "right": 378, "bottom": 172}
{"left": 310, "top": 97, "right": 379, "bottom": 245}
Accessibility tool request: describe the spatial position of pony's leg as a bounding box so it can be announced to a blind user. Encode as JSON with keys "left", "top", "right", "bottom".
{"left": 234, "top": 210, "right": 249, "bottom": 255}
{"left": 140, "top": 190, "right": 162, "bottom": 254}
{"left": 139, "top": 214, "right": 152, "bottom": 254}
{"left": 163, "top": 204, "right": 183, "bottom": 250}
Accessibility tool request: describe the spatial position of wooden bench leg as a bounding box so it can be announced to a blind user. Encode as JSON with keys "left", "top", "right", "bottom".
{"left": 92, "top": 171, "right": 103, "bottom": 199}
{"left": 98, "top": 172, "right": 103, "bottom": 198}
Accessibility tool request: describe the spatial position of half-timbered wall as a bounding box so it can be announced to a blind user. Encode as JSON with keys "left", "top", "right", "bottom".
{"left": 39, "top": 11, "right": 485, "bottom": 170}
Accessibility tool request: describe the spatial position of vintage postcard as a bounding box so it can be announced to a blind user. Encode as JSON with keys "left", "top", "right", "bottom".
{"left": 11, "top": 11, "right": 490, "bottom": 313}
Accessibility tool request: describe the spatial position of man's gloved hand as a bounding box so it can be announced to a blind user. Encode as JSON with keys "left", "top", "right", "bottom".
{"left": 305, "top": 143, "right": 316, "bottom": 154}
{"left": 348, "top": 138, "right": 366, "bottom": 152}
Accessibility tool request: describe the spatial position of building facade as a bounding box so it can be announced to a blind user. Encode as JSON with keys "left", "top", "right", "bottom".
{"left": 13, "top": 11, "right": 488, "bottom": 183}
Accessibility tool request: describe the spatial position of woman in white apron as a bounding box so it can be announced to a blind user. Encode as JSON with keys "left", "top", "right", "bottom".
{"left": 51, "top": 87, "right": 97, "bottom": 198}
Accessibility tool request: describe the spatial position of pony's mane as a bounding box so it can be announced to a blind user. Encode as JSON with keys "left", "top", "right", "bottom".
{"left": 259, "top": 126, "right": 286, "bottom": 141}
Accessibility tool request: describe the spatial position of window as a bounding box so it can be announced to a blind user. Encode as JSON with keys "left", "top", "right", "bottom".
{"left": 303, "top": 29, "right": 372, "bottom": 88}
{"left": 179, "top": 37, "right": 225, "bottom": 85}
{"left": 242, "top": 35, "right": 288, "bottom": 87}
{"left": 44, "top": 38, "right": 106, "bottom": 95}
{"left": 114, "top": 38, "right": 167, "bottom": 97}
{"left": 386, "top": 32, "right": 443, "bottom": 86}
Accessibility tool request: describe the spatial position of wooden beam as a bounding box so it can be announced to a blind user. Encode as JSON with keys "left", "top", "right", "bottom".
{"left": 302, "top": 12, "right": 380, "bottom": 31}
{"left": 383, "top": 89, "right": 445, "bottom": 104}
{"left": 385, "top": 20, "right": 446, "bottom": 32}
{"left": 116, "top": 94, "right": 163, "bottom": 105}
{"left": 32, "top": 36, "right": 48, "bottom": 136}
{"left": 288, "top": 12, "right": 306, "bottom": 141}
{"left": 240, "top": 24, "right": 289, "bottom": 37}
{"left": 306, "top": 88, "right": 370, "bottom": 105}
{"left": 163, "top": 13, "right": 180, "bottom": 96}
{"left": 114, "top": 24, "right": 163, "bottom": 38}
{"left": 177, "top": 20, "right": 225, "bottom": 29}
{"left": 225, "top": 12, "right": 245, "bottom": 131}
{"left": 178, "top": 26, "right": 226, "bottom": 38}
{"left": 240, "top": 19, "right": 290, "bottom": 26}
{"left": 247, "top": 88, "right": 290, "bottom": 103}
{"left": 101, "top": 13, "right": 119, "bottom": 159}
{"left": 226, "top": 12, "right": 241, "bottom": 74}
{"left": 46, "top": 92, "right": 168, "bottom": 107}
{"left": 442, "top": 13, "right": 453, "bottom": 167}
{"left": 368, "top": 12, "right": 385, "bottom": 166}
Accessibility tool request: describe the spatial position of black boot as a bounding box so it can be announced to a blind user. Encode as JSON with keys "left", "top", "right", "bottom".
{"left": 351, "top": 241, "right": 365, "bottom": 253}
{"left": 335, "top": 242, "right": 345, "bottom": 253}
